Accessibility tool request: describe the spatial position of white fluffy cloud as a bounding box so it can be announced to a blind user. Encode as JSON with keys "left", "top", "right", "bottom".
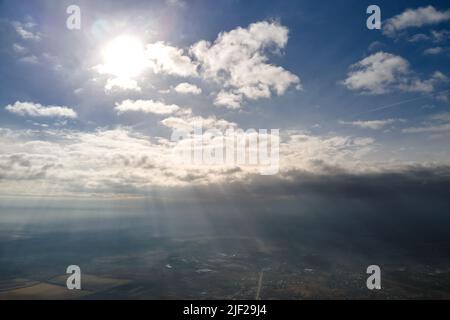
{"left": 5, "top": 101, "right": 77, "bottom": 118}
{"left": 190, "top": 21, "right": 301, "bottom": 108}
{"left": 92, "top": 21, "right": 300, "bottom": 106}
{"left": 146, "top": 41, "right": 198, "bottom": 77}
{"left": 214, "top": 90, "right": 243, "bottom": 109}
{"left": 383, "top": 6, "right": 450, "bottom": 37}
{"left": 173, "top": 82, "right": 202, "bottom": 95}
{"left": 115, "top": 100, "right": 181, "bottom": 115}
{"left": 342, "top": 52, "right": 447, "bottom": 95}
{"left": 104, "top": 77, "right": 141, "bottom": 92}
{"left": 342, "top": 52, "right": 409, "bottom": 94}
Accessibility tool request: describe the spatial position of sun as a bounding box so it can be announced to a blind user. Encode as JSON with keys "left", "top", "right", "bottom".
{"left": 100, "top": 35, "right": 147, "bottom": 79}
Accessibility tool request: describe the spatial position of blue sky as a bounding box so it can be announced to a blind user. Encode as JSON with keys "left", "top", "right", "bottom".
{"left": 0, "top": 0, "right": 450, "bottom": 198}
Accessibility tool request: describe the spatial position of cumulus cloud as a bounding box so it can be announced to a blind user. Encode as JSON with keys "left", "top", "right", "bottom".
{"left": 115, "top": 99, "right": 181, "bottom": 115}
{"left": 341, "top": 52, "right": 447, "bottom": 95}
{"left": 104, "top": 77, "right": 141, "bottom": 92}
{"left": 214, "top": 90, "right": 243, "bottom": 109}
{"left": 339, "top": 118, "right": 400, "bottom": 130}
{"left": 173, "top": 82, "right": 202, "bottom": 95}
{"left": 5, "top": 101, "right": 77, "bottom": 119}
{"left": 92, "top": 20, "right": 300, "bottom": 106}
{"left": 190, "top": 21, "right": 301, "bottom": 108}
{"left": 342, "top": 52, "right": 409, "bottom": 94}
{"left": 146, "top": 41, "right": 198, "bottom": 77}
{"left": 383, "top": 6, "right": 450, "bottom": 37}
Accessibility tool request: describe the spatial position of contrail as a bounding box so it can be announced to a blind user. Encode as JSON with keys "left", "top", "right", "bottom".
{"left": 346, "top": 88, "right": 450, "bottom": 119}
{"left": 255, "top": 270, "right": 264, "bottom": 300}
{"left": 290, "top": 88, "right": 450, "bottom": 131}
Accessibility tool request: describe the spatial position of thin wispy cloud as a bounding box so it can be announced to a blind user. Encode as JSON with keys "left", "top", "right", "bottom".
{"left": 339, "top": 118, "right": 401, "bottom": 130}
{"left": 12, "top": 20, "right": 41, "bottom": 41}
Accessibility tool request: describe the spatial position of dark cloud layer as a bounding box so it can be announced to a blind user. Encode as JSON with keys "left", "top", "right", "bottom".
{"left": 3, "top": 165, "right": 450, "bottom": 265}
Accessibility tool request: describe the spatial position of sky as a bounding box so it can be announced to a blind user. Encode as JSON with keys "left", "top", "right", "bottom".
{"left": 2, "top": 1, "right": 450, "bottom": 301}
{"left": 0, "top": 0, "right": 450, "bottom": 200}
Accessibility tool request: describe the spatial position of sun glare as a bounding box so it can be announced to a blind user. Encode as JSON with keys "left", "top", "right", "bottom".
{"left": 101, "top": 35, "right": 147, "bottom": 78}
